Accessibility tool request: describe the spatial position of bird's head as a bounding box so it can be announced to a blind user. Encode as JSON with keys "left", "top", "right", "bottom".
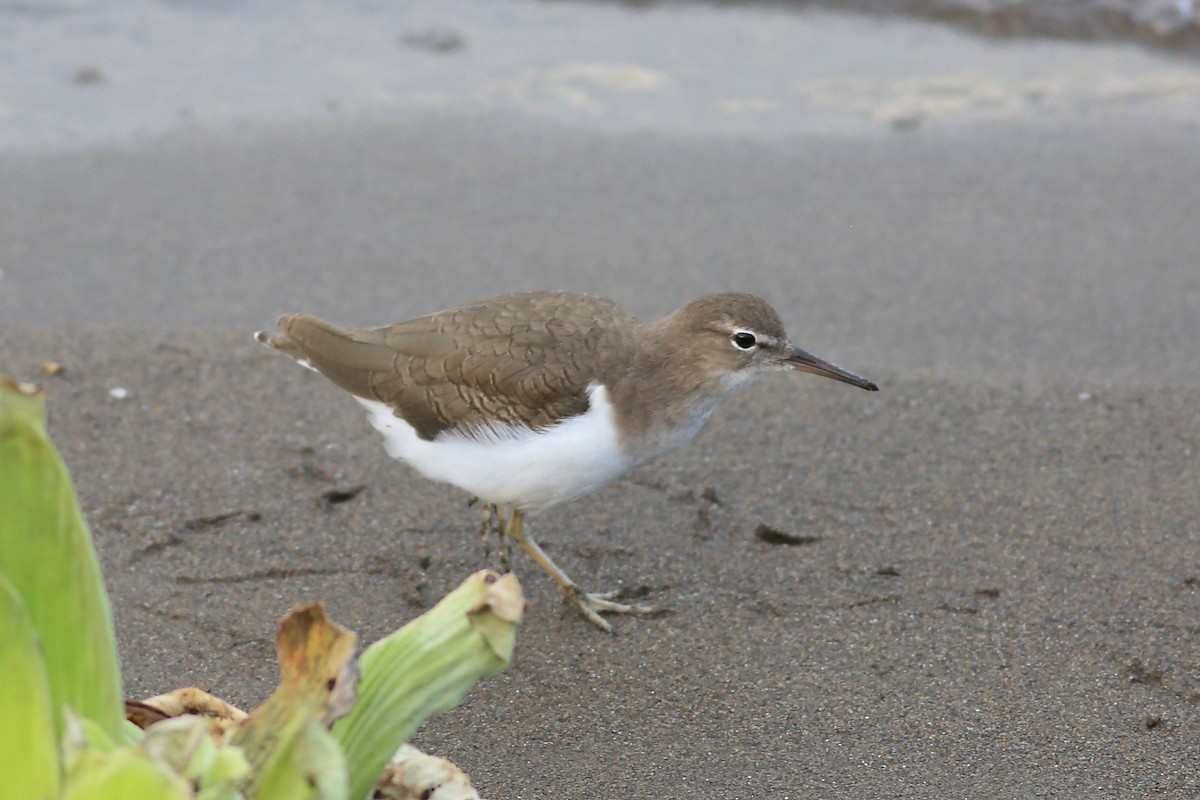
{"left": 666, "top": 293, "right": 879, "bottom": 392}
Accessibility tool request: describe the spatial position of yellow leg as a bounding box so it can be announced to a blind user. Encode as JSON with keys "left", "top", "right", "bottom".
{"left": 503, "top": 509, "right": 655, "bottom": 633}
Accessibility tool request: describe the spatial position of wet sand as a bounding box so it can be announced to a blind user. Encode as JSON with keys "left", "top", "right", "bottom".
{"left": 3, "top": 2, "right": 1200, "bottom": 797}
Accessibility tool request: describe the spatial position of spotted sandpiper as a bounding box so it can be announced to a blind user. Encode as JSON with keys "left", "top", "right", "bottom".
{"left": 256, "top": 291, "right": 877, "bottom": 632}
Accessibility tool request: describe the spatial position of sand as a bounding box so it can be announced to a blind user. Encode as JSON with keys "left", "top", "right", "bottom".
{"left": 2, "top": 2, "right": 1200, "bottom": 797}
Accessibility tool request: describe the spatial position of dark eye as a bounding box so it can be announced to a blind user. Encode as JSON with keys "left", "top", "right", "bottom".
{"left": 731, "top": 331, "right": 757, "bottom": 350}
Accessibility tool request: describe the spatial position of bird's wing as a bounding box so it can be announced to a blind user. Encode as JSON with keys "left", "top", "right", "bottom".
{"left": 262, "top": 292, "right": 638, "bottom": 441}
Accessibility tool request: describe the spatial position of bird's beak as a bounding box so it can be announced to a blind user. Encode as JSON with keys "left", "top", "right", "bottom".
{"left": 786, "top": 345, "right": 879, "bottom": 391}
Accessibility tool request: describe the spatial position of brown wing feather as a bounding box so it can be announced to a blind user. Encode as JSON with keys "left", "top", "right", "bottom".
{"left": 263, "top": 292, "right": 640, "bottom": 441}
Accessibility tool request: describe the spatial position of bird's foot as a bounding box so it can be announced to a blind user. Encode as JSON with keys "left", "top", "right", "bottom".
{"left": 477, "top": 503, "right": 510, "bottom": 572}
{"left": 563, "top": 584, "right": 657, "bottom": 634}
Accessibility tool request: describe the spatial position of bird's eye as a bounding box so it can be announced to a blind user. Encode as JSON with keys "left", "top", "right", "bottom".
{"left": 731, "top": 331, "right": 757, "bottom": 350}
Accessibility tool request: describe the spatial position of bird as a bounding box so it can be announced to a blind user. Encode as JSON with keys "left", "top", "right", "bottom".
{"left": 256, "top": 291, "right": 877, "bottom": 632}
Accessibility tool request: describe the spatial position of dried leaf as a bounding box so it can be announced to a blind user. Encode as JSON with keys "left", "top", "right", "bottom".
{"left": 124, "top": 701, "right": 171, "bottom": 730}
{"left": 273, "top": 604, "right": 359, "bottom": 727}
{"left": 135, "top": 687, "right": 248, "bottom": 724}
{"left": 375, "top": 744, "right": 479, "bottom": 800}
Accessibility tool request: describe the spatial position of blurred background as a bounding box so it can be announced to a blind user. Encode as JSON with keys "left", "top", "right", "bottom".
{"left": 2, "top": 2, "right": 1200, "bottom": 797}
{"left": 2, "top": 0, "right": 1198, "bottom": 388}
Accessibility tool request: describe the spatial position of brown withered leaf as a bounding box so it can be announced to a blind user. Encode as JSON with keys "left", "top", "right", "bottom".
{"left": 134, "top": 686, "right": 248, "bottom": 724}
{"left": 235, "top": 603, "right": 358, "bottom": 760}
{"left": 273, "top": 603, "right": 359, "bottom": 726}
{"left": 376, "top": 744, "right": 480, "bottom": 800}
{"left": 468, "top": 571, "right": 525, "bottom": 624}
{"left": 124, "top": 700, "right": 171, "bottom": 729}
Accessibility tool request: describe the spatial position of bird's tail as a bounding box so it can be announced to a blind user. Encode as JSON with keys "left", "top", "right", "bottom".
{"left": 254, "top": 326, "right": 306, "bottom": 361}
{"left": 254, "top": 314, "right": 396, "bottom": 400}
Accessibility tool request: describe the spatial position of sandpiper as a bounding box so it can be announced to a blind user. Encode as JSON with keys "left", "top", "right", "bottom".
{"left": 256, "top": 291, "right": 877, "bottom": 631}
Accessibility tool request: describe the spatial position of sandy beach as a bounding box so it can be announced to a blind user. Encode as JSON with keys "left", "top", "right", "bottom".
{"left": 2, "top": 1, "right": 1200, "bottom": 796}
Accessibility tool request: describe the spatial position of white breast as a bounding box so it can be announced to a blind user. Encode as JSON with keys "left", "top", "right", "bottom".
{"left": 353, "top": 384, "right": 630, "bottom": 513}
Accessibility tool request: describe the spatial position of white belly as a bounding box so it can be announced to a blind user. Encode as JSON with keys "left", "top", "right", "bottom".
{"left": 353, "top": 384, "right": 630, "bottom": 513}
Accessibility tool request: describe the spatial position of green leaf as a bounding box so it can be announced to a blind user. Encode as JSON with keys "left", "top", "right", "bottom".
{"left": 63, "top": 712, "right": 120, "bottom": 766}
{"left": 200, "top": 745, "right": 252, "bottom": 795}
{"left": 117, "top": 719, "right": 146, "bottom": 747}
{"left": 140, "top": 715, "right": 248, "bottom": 790}
{"left": 0, "top": 376, "right": 124, "bottom": 740}
{"left": 252, "top": 721, "right": 348, "bottom": 800}
{"left": 332, "top": 571, "right": 523, "bottom": 800}
{"left": 61, "top": 746, "right": 192, "bottom": 800}
{"left": 0, "top": 571, "right": 61, "bottom": 800}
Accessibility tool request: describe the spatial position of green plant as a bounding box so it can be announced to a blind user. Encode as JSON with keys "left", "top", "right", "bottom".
{"left": 0, "top": 375, "right": 522, "bottom": 799}
{"left": 0, "top": 376, "right": 124, "bottom": 742}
